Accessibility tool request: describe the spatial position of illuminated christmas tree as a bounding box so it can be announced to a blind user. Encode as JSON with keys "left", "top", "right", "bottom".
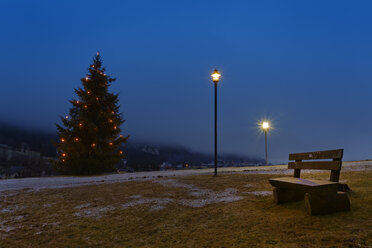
{"left": 54, "top": 52, "right": 128, "bottom": 175}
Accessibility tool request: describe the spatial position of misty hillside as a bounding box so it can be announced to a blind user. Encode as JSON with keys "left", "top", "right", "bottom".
{"left": 0, "top": 123, "right": 57, "bottom": 157}
{"left": 124, "top": 144, "right": 265, "bottom": 171}
{"left": 0, "top": 123, "right": 265, "bottom": 176}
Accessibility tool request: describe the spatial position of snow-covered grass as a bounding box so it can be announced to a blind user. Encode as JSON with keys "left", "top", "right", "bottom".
{"left": 0, "top": 164, "right": 372, "bottom": 247}
{"left": 1, "top": 160, "right": 371, "bottom": 193}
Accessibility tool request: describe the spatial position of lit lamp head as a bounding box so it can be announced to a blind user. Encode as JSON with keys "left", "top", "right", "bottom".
{"left": 211, "top": 69, "right": 221, "bottom": 84}
{"left": 262, "top": 121, "right": 270, "bottom": 131}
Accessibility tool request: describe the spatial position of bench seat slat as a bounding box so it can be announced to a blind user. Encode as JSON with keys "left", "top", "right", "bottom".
{"left": 288, "top": 161, "right": 341, "bottom": 170}
{"left": 289, "top": 149, "right": 343, "bottom": 160}
{"left": 269, "top": 177, "right": 338, "bottom": 196}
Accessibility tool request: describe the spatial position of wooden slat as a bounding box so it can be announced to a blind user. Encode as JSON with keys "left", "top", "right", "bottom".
{"left": 269, "top": 177, "right": 338, "bottom": 196}
{"left": 289, "top": 149, "right": 343, "bottom": 160}
{"left": 270, "top": 177, "right": 337, "bottom": 187}
{"left": 330, "top": 170, "right": 341, "bottom": 182}
{"left": 288, "top": 161, "right": 341, "bottom": 170}
{"left": 294, "top": 159, "right": 301, "bottom": 178}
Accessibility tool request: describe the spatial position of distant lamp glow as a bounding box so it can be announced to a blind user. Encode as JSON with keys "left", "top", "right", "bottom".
{"left": 60, "top": 138, "right": 65, "bottom": 142}
{"left": 119, "top": 150, "right": 123, "bottom": 155}
{"left": 62, "top": 153, "right": 66, "bottom": 157}
{"left": 79, "top": 123, "right": 83, "bottom": 127}
{"left": 85, "top": 77, "right": 88, "bottom": 81}
{"left": 109, "top": 142, "right": 113, "bottom": 146}
{"left": 74, "top": 138, "right": 79, "bottom": 142}
{"left": 65, "top": 115, "right": 69, "bottom": 119}
{"left": 262, "top": 121, "right": 270, "bottom": 130}
{"left": 92, "top": 143, "right": 96, "bottom": 147}
{"left": 211, "top": 69, "right": 221, "bottom": 83}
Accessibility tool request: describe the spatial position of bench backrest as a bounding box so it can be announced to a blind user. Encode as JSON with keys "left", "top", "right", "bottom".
{"left": 288, "top": 149, "right": 343, "bottom": 182}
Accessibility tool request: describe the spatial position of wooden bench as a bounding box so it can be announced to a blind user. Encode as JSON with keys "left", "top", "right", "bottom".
{"left": 269, "top": 149, "right": 350, "bottom": 215}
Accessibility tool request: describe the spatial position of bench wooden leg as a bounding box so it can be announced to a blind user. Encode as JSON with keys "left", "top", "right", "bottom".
{"left": 304, "top": 192, "right": 350, "bottom": 215}
{"left": 273, "top": 187, "right": 304, "bottom": 204}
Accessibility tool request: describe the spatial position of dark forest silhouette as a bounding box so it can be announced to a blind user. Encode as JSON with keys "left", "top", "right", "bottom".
{"left": 0, "top": 123, "right": 264, "bottom": 177}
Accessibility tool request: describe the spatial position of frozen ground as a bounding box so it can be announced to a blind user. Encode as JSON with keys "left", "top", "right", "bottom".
{"left": 0, "top": 160, "right": 371, "bottom": 193}
{"left": 70, "top": 179, "right": 246, "bottom": 219}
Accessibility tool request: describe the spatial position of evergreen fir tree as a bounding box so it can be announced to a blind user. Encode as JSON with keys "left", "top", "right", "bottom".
{"left": 54, "top": 52, "right": 128, "bottom": 175}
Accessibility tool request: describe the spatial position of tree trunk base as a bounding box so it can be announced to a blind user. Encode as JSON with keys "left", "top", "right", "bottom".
{"left": 273, "top": 187, "right": 304, "bottom": 204}
{"left": 305, "top": 192, "right": 350, "bottom": 215}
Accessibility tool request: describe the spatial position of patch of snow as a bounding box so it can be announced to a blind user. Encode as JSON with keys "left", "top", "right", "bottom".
{"left": 128, "top": 195, "right": 142, "bottom": 199}
{"left": 155, "top": 179, "right": 195, "bottom": 190}
{"left": 2, "top": 191, "right": 18, "bottom": 197}
{"left": 74, "top": 203, "right": 91, "bottom": 209}
{"left": 122, "top": 197, "right": 173, "bottom": 211}
{"left": 188, "top": 189, "right": 212, "bottom": 197}
{"left": 13, "top": 215, "right": 24, "bottom": 221}
{"left": 0, "top": 221, "right": 16, "bottom": 233}
{"left": 0, "top": 205, "right": 23, "bottom": 213}
{"left": 0, "top": 225, "right": 16, "bottom": 233}
{"left": 43, "top": 203, "right": 57, "bottom": 208}
{"left": 243, "top": 191, "right": 272, "bottom": 197}
{"left": 155, "top": 179, "right": 244, "bottom": 208}
{"left": 343, "top": 165, "right": 372, "bottom": 172}
{"left": 179, "top": 188, "right": 243, "bottom": 208}
{"left": 74, "top": 206, "right": 115, "bottom": 219}
{"left": 149, "top": 204, "right": 167, "bottom": 211}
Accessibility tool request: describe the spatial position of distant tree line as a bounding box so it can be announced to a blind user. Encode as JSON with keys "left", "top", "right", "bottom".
{"left": 0, "top": 123, "right": 57, "bottom": 157}
{"left": 0, "top": 123, "right": 265, "bottom": 176}
{"left": 124, "top": 144, "right": 265, "bottom": 172}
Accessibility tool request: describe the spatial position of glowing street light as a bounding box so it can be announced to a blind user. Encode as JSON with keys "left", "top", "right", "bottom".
{"left": 211, "top": 69, "right": 221, "bottom": 176}
{"left": 211, "top": 69, "right": 221, "bottom": 83}
{"left": 262, "top": 121, "right": 269, "bottom": 130}
{"left": 261, "top": 121, "right": 270, "bottom": 165}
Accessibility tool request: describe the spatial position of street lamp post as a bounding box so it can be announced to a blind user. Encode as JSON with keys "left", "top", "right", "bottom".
{"left": 261, "top": 121, "right": 270, "bottom": 165}
{"left": 211, "top": 69, "right": 221, "bottom": 176}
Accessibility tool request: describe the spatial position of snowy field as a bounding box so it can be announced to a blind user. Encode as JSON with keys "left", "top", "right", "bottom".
{"left": 1, "top": 160, "right": 372, "bottom": 192}
{"left": 1, "top": 162, "right": 372, "bottom": 247}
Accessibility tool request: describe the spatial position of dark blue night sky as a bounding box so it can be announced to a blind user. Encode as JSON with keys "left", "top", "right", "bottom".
{"left": 1, "top": 0, "right": 372, "bottom": 162}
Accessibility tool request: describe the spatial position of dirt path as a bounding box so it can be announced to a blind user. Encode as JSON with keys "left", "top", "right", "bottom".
{"left": 1, "top": 161, "right": 371, "bottom": 192}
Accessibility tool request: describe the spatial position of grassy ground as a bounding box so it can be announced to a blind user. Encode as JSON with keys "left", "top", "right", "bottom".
{"left": 0, "top": 170, "right": 372, "bottom": 247}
